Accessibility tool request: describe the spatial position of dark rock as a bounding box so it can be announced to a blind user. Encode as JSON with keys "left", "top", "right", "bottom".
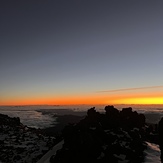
{"left": 50, "top": 106, "right": 147, "bottom": 163}
{"left": 159, "top": 117, "right": 163, "bottom": 162}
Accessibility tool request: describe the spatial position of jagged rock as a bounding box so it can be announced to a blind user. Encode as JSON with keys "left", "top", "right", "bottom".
{"left": 0, "top": 113, "right": 56, "bottom": 163}
{"left": 50, "top": 106, "right": 146, "bottom": 163}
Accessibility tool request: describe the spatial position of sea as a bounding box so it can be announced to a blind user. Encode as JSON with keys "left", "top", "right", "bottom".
{"left": 0, "top": 104, "right": 163, "bottom": 129}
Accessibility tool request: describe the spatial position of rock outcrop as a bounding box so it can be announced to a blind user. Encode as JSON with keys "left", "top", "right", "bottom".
{"left": 0, "top": 113, "right": 56, "bottom": 163}
{"left": 50, "top": 106, "right": 146, "bottom": 163}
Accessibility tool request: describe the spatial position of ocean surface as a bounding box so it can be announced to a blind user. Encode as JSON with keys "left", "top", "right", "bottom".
{"left": 0, "top": 104, "right": 163, "bottom": 128}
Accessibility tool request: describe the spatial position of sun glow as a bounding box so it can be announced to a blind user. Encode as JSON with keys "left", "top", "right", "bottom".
{"left": 1, "top": 91, "right": 163, "bottom": 106}
{"left": 115, "top": 97, "right": 163, "bottom": 105}
{"left": 1, "top": 96, "right": 163, "bottom": 106}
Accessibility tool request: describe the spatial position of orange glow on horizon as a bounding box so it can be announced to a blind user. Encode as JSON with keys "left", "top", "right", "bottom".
{"left": 111, "top": 97, "right": 163, "bottom": 105}
{"left": 1, "top": 93, "right": 163, "bottom": 106}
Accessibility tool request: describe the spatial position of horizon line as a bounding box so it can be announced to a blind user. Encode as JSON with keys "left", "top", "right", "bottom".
{"left": 1, "top": 103, "right": 163, "bottom": 107}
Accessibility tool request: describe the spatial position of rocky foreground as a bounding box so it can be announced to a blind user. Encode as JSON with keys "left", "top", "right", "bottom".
{"left": 0, "top": 114, "right": 56, "bottom": 163}
{"left": 0, "top": 106, "right": 161, "bottom": 163}
{"left": 50, "top": 106, "right": 149, "bottom": 163}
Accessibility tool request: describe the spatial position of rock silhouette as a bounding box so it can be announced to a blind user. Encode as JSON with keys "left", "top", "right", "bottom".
{"left": 50, "top": 106, "right": 146, "bottom": 163}
{"left": 0, "top": 113, "right": 56, "bottom": 163}
{"left": 159, "top": 117, "right": 163, "bottom": 162}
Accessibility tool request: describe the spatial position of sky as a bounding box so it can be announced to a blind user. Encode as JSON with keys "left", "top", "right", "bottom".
{"left": 0, "top": 0, "right": 163, "bottom": 105}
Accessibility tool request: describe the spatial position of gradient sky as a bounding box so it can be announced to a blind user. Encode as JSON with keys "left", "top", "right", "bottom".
{"left": 0, "top": 0, "right": 163, "bottom": 105}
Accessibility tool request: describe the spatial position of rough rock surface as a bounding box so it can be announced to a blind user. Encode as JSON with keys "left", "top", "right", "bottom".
{"left": 50, "top": 106, "right": 147, "bottom": 163}
{"left": 0, "top": 113, "right": 56, "bottom": 163}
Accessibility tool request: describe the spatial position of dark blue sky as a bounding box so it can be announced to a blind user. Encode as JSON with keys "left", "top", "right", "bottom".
{"left": 0, "top": 0, "right": 163, "bottom": 105}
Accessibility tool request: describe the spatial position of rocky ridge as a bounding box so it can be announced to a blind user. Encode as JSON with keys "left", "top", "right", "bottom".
{"left": 0, "top": 113, "right": 56, "bottom": 163}
{"left": 50, "top": 106, "right": 147, "bottom": 163}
